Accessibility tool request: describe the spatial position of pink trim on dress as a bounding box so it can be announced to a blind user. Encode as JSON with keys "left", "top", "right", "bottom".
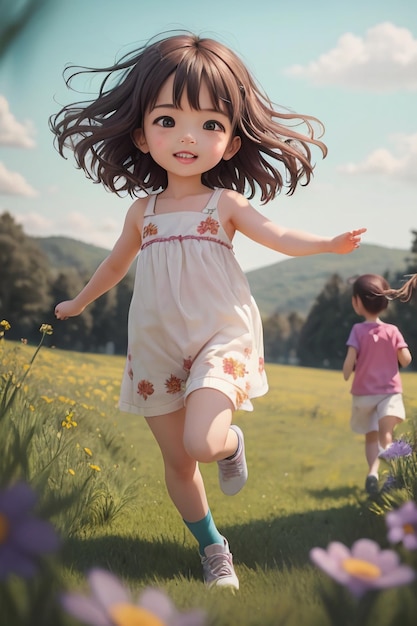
{"left": 141, "top": 234, "right": 233, "bottom": 251}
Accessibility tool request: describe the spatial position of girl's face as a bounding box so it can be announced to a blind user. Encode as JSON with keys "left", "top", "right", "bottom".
{"left": 133, "top": 74, "right": 241, "bottom": 180}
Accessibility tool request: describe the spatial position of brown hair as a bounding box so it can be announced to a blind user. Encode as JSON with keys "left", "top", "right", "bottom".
{"left": 352, "top": 274, "right": 390, "bottom": 314}
{"left": 49, "top": 31, "right": 327, "bottom": 202}
{"left": 383, "top": 274, "right": 417, "bottom": 303}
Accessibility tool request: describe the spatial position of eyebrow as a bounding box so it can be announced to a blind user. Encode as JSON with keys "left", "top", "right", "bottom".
{"left": 152, "top": 103, "right": 228, "bottom": 115}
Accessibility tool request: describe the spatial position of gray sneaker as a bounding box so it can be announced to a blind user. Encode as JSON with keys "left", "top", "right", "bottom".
{"left": 201, "top": 538, "right": 239, "bottom": 590}
{"left": 217, "top": 425, "right": 248, "bottom": 495}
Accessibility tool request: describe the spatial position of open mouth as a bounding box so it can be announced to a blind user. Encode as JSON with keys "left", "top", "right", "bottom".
{"left": 174, "top": 152, "right": 197, "bottom": 160}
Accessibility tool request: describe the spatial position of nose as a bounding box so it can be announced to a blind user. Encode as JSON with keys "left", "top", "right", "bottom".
{"left": 180, "top": 132, "right": 196, "bottom": 144}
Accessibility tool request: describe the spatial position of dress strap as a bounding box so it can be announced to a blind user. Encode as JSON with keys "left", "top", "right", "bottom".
{"left": 144, "top": 194, "right": 158, "bottom": 217}
{"left": 202, "top": 188, "right": 224, "bottom": 214}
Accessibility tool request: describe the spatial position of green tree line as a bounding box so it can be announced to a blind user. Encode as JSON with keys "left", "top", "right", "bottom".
{"left": 1, "top": 212, "right": 416, "bottom": 368}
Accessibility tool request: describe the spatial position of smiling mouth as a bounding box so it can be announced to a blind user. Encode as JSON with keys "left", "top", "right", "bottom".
{"left": 174, "top": 152, "right": 197, "bottom": 159}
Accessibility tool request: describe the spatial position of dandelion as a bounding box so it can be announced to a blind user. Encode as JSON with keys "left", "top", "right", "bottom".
{"left": 89, "top": 464, "right": 101, "bottom": 472}
{"left": 386, "top": 501, "right": 417, "bottom": 550}
{"left": 310, "top": 538, "right": 415, "bottom": 598}
{"left": 84, "top": 447, "right": 93, "bottom": 457}
{"left": 62, "top": 411, "right": 78, "bottom": 429}
{"left": 68, "top": 469, "right": 76, "bottom": 476}
{"left": 0, "top": 482, "right": 59, "bottom": 579}
{"left": 61, "top": 568, "right": 207, "bottom": 626}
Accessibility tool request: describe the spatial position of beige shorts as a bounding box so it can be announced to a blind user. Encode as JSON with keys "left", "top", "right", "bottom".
{"left": 350, "top": 393, "right": 406, "bottom": 434}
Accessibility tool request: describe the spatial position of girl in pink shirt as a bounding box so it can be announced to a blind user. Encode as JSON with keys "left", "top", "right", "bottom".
{"left": 343, "top": 274, "right": 412, "bottom": 495}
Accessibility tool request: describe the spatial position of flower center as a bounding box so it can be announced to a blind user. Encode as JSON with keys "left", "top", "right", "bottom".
{"left": 109, "top": 603, "right": 166, "bottom": 626}
{"left": 403, "top": 523, "right": 415, "bottom": 535}
{"left": 0, "top": 513, "right": 10, "bottom": 543}
{"left": 342, "top": 557, "right": 381, "bottom": 580}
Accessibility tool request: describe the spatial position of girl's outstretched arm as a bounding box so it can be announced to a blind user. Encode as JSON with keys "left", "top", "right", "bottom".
{"left": 221, "top": 191, "right": 366, "bottom": 256}
{"left": 55, "top": 200, "right": 144, "bottom": 320}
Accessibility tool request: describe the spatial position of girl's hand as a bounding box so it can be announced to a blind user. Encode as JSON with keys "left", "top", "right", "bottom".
{"left": 331, "top": 228, "right": 367, "bottom": 254}
{"left": 54, "top": 300, "right": 85, "bottom": 320}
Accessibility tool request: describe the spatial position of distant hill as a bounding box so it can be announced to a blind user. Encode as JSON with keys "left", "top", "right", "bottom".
{"left": 34, "top": 236, "right": 111, "bottom": 276}
{"left": 35, "top": 236, "right": 410, "bottom": 317}
{"left": 246, "top": 243, "right": 410, "bottom": 316}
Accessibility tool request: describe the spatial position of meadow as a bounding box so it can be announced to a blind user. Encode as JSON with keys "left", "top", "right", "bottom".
{"left": 1, "top": 331, "right": 417, "bottom": 626}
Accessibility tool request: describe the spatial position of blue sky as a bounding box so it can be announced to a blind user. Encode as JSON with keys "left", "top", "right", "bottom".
{"left": 0, "top": 0, "right": 416, "bottom": 271}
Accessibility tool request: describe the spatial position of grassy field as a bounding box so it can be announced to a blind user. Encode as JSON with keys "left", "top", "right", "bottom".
{"left": 1, "top": 339, "right": 417, "bottom": 625}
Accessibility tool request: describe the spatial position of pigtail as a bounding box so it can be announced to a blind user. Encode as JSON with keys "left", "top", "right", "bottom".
{"left": 383, "top": 275, "right": 417, "bottom": 302}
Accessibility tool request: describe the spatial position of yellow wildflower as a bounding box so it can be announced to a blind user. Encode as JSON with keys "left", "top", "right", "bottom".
{"left": 0, "top": 320, "right": 11, "bottom": 330}
{"left": 83, "top": 447, "right": 93, "bottom": 457}
{"left": 89, "top": 464, "right": 101, "bottom": 472}
{"left": 61, "top": 412, "right": 78, "bottom": 429}
{"left": 68, "top": 469, "right": 76, "bottom": 476}
{"left": 39, "top": 324, "right": 53, "bottom": 335}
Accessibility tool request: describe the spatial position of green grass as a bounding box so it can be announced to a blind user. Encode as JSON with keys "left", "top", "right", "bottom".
{"left": 2, "top": 340, "right": 417, "bottom": 625}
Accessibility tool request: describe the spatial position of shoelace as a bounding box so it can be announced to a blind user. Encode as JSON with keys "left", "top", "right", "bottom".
{"left": 205, "top": 552, "right": 233, "bottom": 578}
{"left": 218, "top": 457, "right": 243, "bottom": 479}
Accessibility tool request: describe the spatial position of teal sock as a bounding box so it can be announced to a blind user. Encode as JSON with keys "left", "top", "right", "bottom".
{"left": 184, "top": 509, "right": 223, "bottom": 554}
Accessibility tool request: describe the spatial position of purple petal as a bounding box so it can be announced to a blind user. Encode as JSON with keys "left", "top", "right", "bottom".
{"left": 403, "top": 534, "right": 417, "bottom": 551}
{"left": 12, "top": 519, "right": 60, "bottom": 554}
{"left": 0, "top": 543, "right": 37, "bottom": 579}
{"left": 376, "top": 549, "right": 401, "bottom": 572}
{"left": 0, "top": 483, "right": 37, "bottom": 519}
{"left": 377, "top": 565, "right": 415, "bottom": 589}
{"left": 172, "top": 610, "right": 208, "bottom": 626}
{"left": 61, "top": 593, "right": 113, "bottom": 626}
{"left": 139, "top": 588, "right": 175, "bottom": 620}
{"left": 88, "top": 568, "right": 130, "bottom": 610}
{"left": 310, "top": 547, "right": 350, "bottom": 585}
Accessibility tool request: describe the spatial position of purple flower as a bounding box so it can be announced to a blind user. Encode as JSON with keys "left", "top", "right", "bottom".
{"left": 61, "top": 568, "right": 207, "bottom": 626}
{"left": 0, "top": 482, "right": 60, "bottom": 579}
{"left": 386, "top": 500, "right": 417, "bottom": 550}
{"left": 310, "top": 538, "right": 415, "bottom": 598}
{"left": 379, "top": 440, "right": 413, "bottom": 460}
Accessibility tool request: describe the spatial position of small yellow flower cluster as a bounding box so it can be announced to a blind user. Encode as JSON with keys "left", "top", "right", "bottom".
{"left": 39, "top": 324, "right": 53, "bottom": 335}
{"left": 61, "top": 411, "right": 78, "bottom": 429}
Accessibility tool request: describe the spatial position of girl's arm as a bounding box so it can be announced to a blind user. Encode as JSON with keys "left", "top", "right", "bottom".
{"left": 398, "top": 347, "right": 412, "bottom": 369}
{"left": 55, "top": 200, "right": 144, "bottom": 320}
{"left": 343, "top": 346, "right": 357, "bottom": 380}
{"left": 221, "top": 191, "right": 366, "bottom": 256}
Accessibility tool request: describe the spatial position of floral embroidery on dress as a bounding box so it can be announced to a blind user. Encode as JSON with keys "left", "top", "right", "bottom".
{"left": 222, "top": 357, "right": 247, "bottom": 380}
{"left": 143, "top": 223, "right": 158, "bottom": 238}
{"left": 137, "top": 379, "right": 154, "bottom": 400}
{"left": 243, "top": 347, "right": 252, "bottom": 359}
{"left": 183, "top": 356, "right": 193, "bottom": 372}
{"left": 127, "top": 353, "right": 133, "bottom": 380}
{"left": 258, "top": 357, "right": 265, "bottom": 374}
{"left": 165, "top": 374, "right": 184, "bottom": 394}
{"left": 197, "top": 216, "right": 219, "bottom": 235}
{"left": 236, "top": 386, "right": 250, "bottom": 409}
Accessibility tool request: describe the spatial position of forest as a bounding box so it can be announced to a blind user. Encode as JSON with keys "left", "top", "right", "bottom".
{"left": 1, "top": 210, "right": 417, "bottom": 369}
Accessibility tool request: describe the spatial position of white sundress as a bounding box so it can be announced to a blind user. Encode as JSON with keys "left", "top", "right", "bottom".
{"left": 119, "top": 187, "right": 268, "bottom": 417}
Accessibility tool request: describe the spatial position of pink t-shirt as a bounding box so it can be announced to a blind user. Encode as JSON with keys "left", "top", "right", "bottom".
{"left": 346, "top": 321, "right": 408, "bottom": 396}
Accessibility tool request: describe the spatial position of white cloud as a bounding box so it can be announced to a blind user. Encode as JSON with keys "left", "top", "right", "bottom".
{"left": 339, "top": 132, "right": 417, "bottom": 183}
{"left": 0, "top": 95, "right": 36, "bottom": 148}
{"left": 0, "top": 161, "right": 38, "bottom": 196}
{"left": 15, "top": 212, "right": 54, "bottom": 234}
{"left": 285, "top": 22, "right": 417, "bottom": 92}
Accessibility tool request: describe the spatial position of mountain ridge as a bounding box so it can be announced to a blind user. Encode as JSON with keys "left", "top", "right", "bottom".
{"left": 35, "top": 235, "right": 410, "bottom": 317}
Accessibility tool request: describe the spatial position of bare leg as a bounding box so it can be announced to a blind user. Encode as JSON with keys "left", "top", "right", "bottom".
{"left": 379, "top": 415, "right": 401, "bottom": 450}
{"left": 145, "top": 408, "right": 208, "bottom": 522}
{"left": 365, "top": 430, "right": 379, "bottom": 476}
{"left": 183, "top": 388, "right": 237, "bottom": 462}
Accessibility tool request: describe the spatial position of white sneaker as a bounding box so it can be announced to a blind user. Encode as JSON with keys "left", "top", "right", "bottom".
{"left": 217, "top": 425, "right": 248, "bottom": 496}
{"left": 201, "top": 538, "right": 239, "bottom": 590}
